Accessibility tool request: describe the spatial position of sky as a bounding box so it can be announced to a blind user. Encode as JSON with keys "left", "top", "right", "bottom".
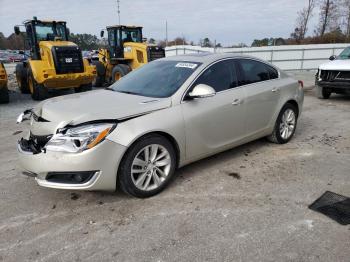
{"left": 0, "top": 0, "right": 319, "bottom": 46}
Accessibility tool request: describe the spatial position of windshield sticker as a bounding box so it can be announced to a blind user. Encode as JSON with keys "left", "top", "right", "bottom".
{"left": 175, "top": 63, "right": 198, "bottom": 69}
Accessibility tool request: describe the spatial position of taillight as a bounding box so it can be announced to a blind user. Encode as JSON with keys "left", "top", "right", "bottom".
{"left": 298, "top": 80, "right": 304, "bottom": 88}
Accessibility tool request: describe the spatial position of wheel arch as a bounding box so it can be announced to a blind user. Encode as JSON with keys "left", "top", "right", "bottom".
{"left": 121, "top": 131, "right": 181, "bottom": 169}
{"left": 285, "top": 99, "right": 299, "bottom": 117}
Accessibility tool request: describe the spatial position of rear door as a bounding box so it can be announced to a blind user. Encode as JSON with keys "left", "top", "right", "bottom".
{"left": 181, "top": 59, "right": 246, "bottom": 160}
{"left": 237, "top": 59, "right": 281, "bottom": 135}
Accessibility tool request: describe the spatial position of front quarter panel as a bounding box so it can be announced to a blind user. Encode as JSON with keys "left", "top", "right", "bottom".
{"left": 107, "top": 105, "right": 186, "bottom": 166}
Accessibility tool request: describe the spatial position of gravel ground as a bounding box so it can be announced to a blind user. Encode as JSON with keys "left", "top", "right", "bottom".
{"left": 0, "top": 65, "right": 349, "bottom": 262}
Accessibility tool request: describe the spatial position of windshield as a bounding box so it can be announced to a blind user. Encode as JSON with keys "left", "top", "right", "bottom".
{"left": 111, "top": 60, "right": 201, "bottom": 98}
{"left": 35, "top": 22, "right": 67, "bottom": 41}
{"left": 121, "top": 28, "right": 142, "bottom": 43}
{"left": 338, "top": 47, "right": 350, "bottom": 60}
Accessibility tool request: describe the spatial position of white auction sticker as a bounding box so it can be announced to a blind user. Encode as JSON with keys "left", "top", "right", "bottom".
{"left": 175, "top": 62, "right": 198, "bottom": 69}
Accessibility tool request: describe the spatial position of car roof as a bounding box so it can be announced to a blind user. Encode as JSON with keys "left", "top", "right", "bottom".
{"left": 163, "top": 53, "right": 271, "bottom": 65}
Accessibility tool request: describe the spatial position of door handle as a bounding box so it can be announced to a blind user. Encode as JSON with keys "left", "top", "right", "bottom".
{"left": 271, "top": 87, "right": 280, "bottom": 92}
{"left": 232, "top": 99, "right": 242, "bottom": 105}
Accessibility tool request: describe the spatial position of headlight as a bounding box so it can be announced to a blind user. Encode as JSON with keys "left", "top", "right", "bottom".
{"left": 45, "top": 123, "right": 115, "bottom": 153}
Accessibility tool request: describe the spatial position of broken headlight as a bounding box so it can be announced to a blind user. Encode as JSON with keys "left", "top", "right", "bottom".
{"left": 45, "top": 123, "right": 116, "bottom": 153}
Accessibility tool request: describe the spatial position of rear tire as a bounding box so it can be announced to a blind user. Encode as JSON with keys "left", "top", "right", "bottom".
{"left": 92, "top": 61, "right": 105, "bottom": 87}
{"left": 16, "top": 63, "right": 29, "bottom": 94}
{"left": 118, "top": 134, "right": 176, "bottom": 198}
{"left": 316, "top": 85, "right": 331, "bottom": 99}
{"left": 28, "top": 69, "right": 48, "bottom": 101}
{"left": 267, "top": 103, "right": 298, "bottom": 144}
{"left": 0, "top": 85, "right": 9, "bottom": 104}
{"left": 75, "top": 83, "right": 92, "bottom": 93}
{"left": 111, "top": 64, "right": 131, "bottom": 83}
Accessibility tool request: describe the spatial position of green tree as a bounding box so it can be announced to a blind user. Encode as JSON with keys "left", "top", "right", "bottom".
{"left": 202, "top": 37, "right": 212, "bottom": 47}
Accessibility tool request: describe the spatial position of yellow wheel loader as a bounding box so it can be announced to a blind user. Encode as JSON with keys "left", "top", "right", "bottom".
{"left": 0, "top": 62, "right": 9, "bottom": 104}
{"left": 92, "top": 25, "right": 165, "bottom": 87}
{"left": 14, "top": 17, "right": 96, "bottom": 101}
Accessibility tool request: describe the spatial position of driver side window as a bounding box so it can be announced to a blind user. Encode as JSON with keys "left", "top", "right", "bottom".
{"left": 193, "top": 60, "right": 237, "bottom": 92}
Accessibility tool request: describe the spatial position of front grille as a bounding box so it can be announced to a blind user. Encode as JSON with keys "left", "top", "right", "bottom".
{"left": 147, "top": 46, "right": 165, "bottom": 62}
{"left": 52, "top": 46, "right": 84, "bottom": 74}
{"left": 30, "top": 133, "right": 52, "bottom": 148}
{"left": 320, "top": 70, "right": 350, "bottom": 82}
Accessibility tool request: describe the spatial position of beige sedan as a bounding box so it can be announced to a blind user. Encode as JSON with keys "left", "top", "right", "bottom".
{"left": 17, "top": 54, "right": 304, "bottom": 197}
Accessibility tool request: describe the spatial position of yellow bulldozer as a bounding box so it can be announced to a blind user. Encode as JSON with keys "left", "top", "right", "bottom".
{"left": 92, "top": 25, "right": 165, "bottom": 86}
{"left": 14, "top": 17, "right": 96, "bottom": 100}
{"left": 0, "top": 62, "right": 9, "bottom": 104}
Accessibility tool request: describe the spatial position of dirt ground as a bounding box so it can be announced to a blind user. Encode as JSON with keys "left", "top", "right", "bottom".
{"left": 0, "top": 65, "right": 349, "bottom": 262}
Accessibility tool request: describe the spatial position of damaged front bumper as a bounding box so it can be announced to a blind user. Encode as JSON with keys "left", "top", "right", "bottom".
{"left": 17, "top": 135, "right": 127, "bottom": 191}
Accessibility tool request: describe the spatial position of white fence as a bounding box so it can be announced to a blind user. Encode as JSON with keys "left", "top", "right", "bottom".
{"left": 165, "top": 43, "right": 349, "bottom": 71}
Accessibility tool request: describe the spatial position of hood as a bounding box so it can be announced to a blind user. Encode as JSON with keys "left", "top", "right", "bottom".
{"left": 33, "top": 89, "right": 172, "bottom": 126}
{"left": 319, "top": 59, "right": 350, "bottom": 71}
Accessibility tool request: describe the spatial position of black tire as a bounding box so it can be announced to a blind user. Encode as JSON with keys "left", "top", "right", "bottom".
{"left": 75, "top": 83, "right": 92, "bottom": 93}
{"left": 92, "top": 61, "right": 105, "bottom": 87}
{"left": 118, "top": 134, "right": 177, "bottom": 198}
{"left": 111, "top": 64, "right": 131, "bottom": 83}
{"left": 0, "top": 85, "right": 9, "bottom": 104}
{"left": 28, "top": 69, "right": 49, "bottom": 101}
{"left": 267, "top": 103, "right": 298, "bottom": 144}
{"left": 316, "top": 85, "right": 331, "bottom": 99}
{"left": 15, "top": 63, "right": 29, "bottom": 93}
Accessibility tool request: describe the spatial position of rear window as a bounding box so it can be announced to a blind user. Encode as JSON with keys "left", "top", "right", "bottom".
{"left": 266, "top": 65, "right": 279, "bottom": 79}
{"left": 239, "top": 59, "right": 269, "bottom": 85}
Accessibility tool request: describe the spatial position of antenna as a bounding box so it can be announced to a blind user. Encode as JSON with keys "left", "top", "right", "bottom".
{"left": 117, "top": 0, "right": 121, "bottom": 25}
{"left": 165, "top": 20, "right": 168, "bottom": 47}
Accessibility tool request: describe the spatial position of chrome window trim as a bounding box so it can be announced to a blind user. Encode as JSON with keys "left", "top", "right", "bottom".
{"left": 181, "top": 57, "right": 281, "bottom": 103}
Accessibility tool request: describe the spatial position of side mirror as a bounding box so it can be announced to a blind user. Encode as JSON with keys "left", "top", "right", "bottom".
{"left": 100, "top": 30, "right": 104, "bottom": 38}
{"left": 66, "top": 28, "right": 70, "bottom": 36}
{"left": 14, "top": 26, "right": 20, "bottom": 35}
{"left": 188, "top": 84, "right": 216, "bottom": 99}
{"left": 329, "top": 55, "right": 336, "bottom": 61}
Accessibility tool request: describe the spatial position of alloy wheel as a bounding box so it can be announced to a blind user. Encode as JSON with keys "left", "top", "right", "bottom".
{"left": 131, "top": 144, "right": 171, "bottom": 191}
{"left": 279, "top": 109, "right": 296, "bottom": 140}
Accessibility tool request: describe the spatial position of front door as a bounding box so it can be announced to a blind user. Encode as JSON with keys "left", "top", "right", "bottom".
{"left": 181, "top": 59, "right": 246, "bottom": 160}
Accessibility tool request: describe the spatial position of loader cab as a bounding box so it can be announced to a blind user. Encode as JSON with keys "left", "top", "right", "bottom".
{"left": 102, "top": 25, "right": 143, "bottom": 59}
{"left": 15, "top": 18, "right": 69, "bottom": 60}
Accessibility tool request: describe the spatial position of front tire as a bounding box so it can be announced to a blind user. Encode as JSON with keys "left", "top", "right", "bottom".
{"left": 118, "top": 134, "right": 176, "bottom": 198}
{"left": 268, "top": 103, "right": 298, "bottom": 144}
{"left": 28, "top": 70, "right": 48, "bottom": 101}
{"left": 316, "top": 85, "right": 331, "bottom": 99}
{"left": 111, "top": 64, "right": 131, "bottom": 83}
{"left": 92, "top": 61, "right": 105, "bottom": 87}
{"left": 0, "top": 85, "right": 9, "bottom": 104}
{"left": 15, "top": 63, "right": 29, "bottom": 94}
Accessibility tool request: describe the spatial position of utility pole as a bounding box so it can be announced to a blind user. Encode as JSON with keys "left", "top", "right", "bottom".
{"left": 165, "top": 20, "right": 168, "bottom": 47}
{"left": 117, "top": 0, "right": 121, "bottom": 25}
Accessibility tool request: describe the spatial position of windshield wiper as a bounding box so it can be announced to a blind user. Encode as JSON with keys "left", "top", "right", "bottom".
{"left": 116, "top": 90, "right": 141, "bottom": 96}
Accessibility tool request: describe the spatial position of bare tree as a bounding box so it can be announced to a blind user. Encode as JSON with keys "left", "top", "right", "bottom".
{"left": 316, "top": 0, "right": 340, "bottom": 36}
{"left": 342, "top": 0, "right": 350, "bottom": 36}
{"left": 294, "top": 0, "right": 316, "bottom": 40}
